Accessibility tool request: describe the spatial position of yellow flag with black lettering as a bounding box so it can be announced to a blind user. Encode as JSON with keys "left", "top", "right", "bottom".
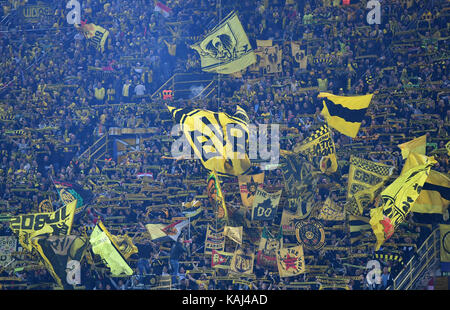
{"left": 370, "top": 155, "right": 436, "bottom": 251}
{"left": 168, "top": 105, "right": 252, "bottom": 177}
{"left": 78, "top": 22, "right": 109, "bottom": 53}
{"left": 190, "top": 11, "right": 256, "bottom": 74}
{"left": 230, "top": 247, "right": 254, "bottom": 275}
{"left": 346, "top": 156, "right": 394, "bottom": 214}
{"left": 10, "top": 200, "right": 76, "bottom": 251}
{"left": 398, "top": 134, "right": 427, "bottom": 160}
{"left": 440, "top": 224, "right": 450, "bottom": 262}
{"left": 294, "top": 124, "right": 337, "bottom": 174}
{"left": 89, "top": 221, "right": 133, "bottom": 276}
{"left": 319, "top": 92, "right": 373, "bottom": 138}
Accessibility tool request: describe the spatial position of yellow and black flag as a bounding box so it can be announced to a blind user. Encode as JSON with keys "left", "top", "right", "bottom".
{"left": 276, "top": 245, "right": 306, "bottom": 277}
{"left": 168, "top": 105, "right": 252, "bottom": 177}
{"left": 32, "top": 235, "right": 89, "bottom": 288}
{"left": 207, "top": 170, "right": 228, "bottom": 221}
{"left": 370, "top": 154, "right": 436, "bottom": 251}
{"left": 281, "top": 151, "right": 319, "bottom": 222}
{"left": 77, "top": 22, "right": 109, "bottom": 53}
{"left": 230, "top": 247, "right": 255, "bottom": 275}
{"left": 204, "top": 225, "right": 225, "bottom": 254}
{"left": 238, "top": 172, "right": 264, "bottom": 209}
{"left": 398, "top": 134, "right": 427, "bottom": 160}
{"left": 401, "top": 152, "right": 450, "bottom": 215}
{"left": 317, "top": 198, "right": 345, "bottom": 221}
{"left": 318, "top": 92, "right": 373, "bottom": 138}
{"left": 257, "top": 226, "right": 283, "bottom": 270}
{"left": 190, "top": 11, "right": 256, "bottom": 74}
{"left": 294, "top": 124, "right": 338, "bottom": 174}
{"left": 440, "top": 224, "right": 450, "bottom": 262}
{"left": 251, "top": 188, "right": 282, "bottom": 221}
{"left": 89, "top": 221, "right": 133, "bottom": 277}
{"left": 349, "top": 215, "right": 372, "bottom": 245}
{"left": 346, "top": 156, "right": 394, "bottom": 214}
{"left": 10, "top": 200, "right": 77, "bottom": 251}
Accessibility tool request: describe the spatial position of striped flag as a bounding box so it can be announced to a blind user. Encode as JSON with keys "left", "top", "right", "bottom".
{"left": 318, "top": 92, "right": 373, "bottom": 138}
{"left": 349, "top": 215, "right": 372, "bottom": 245}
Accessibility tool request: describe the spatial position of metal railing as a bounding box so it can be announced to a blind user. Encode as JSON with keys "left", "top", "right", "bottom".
{"left": 78, "top": 133, "right": 109, "bottom": 163}
{"left": 388, "top": 228, "right": 440, "bottom": 290}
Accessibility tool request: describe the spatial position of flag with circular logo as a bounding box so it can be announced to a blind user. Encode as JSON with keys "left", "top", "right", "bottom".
{"left": 295, "top": 219, "right": 326, "bottom": 251}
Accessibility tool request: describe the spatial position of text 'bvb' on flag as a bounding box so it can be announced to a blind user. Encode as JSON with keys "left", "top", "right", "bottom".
{"left": 190, "top": 11, "right": 256, "bottom": 74}
{"left": 318, "top": 92, "right": 373, "bottom": 138}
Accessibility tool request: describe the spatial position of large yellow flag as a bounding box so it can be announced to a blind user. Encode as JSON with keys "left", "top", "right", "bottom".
{"left": 370, "top": 154, "right": 436, "bottom": 250}
{"left": 89, "top": 221, "right": 133, "bottom": 276}
{"left": 78, "top": 22, "right": 109, "bottom": 53}
{"left": 440, "top": 224, "right": 450, "bottom": 262}
{"left": 10, "top": 200, "right": 76, "bottom": 251}
{"left": 318, "top": 92, "right": 373, "bottom": 138}
{"left": 190, "top": 11, "right": 256, "bottom": 74}
{"left": 398, "top": 134, "right": 427, "bottom": 160}
{"left": 168, "top": 105, "right": 252, "bottom": 177}
{"left": 276, "top": 245, "right": 306, "bottom": 277}
{"left": 401, "top": 152, "right": 450, "bottom": 214}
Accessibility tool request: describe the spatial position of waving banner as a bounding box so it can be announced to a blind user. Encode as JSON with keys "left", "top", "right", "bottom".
{"left": 294, "top": 124, "right": 337, "bottom": 174}
{"left": 318, "top": 92, "right": 373, "bottom": 138}
{"left": 277, "top": 245, "right": 306, "bottom": 277}
{"left": 190, "top": 11, "right": 256, "bottom": 74}
{"left": 169, "top": 105, "right": 252, "bottom": 177}
{"left": 211, "top": 249, "right": 234, "bottom": 269}
{"left": 346, "top": 156, "right": 394, "bottom": 214}
{"left": 230, "top": 247, "right": 255, "bottom": 275}
{"left": 32, "top": 235, "right": 89, "bottom": 288}
{"left": 238, "top": 172, "right": 264, "bottom": 209}
{"left": 53, "top": 180, "right": 93, "bottom": 219}
{"left": 370, "top": 153, "right": 436, "bottom": 250}
{"left": 207, "top": 171, "right": 228, "bottom": 221}
{"left": 89, "top": 221, "right": 133, "bottom": 276}
{"left": 257, "top": 227, "right": 283, "bottom": 270}
{"left": 10, "top": 200, "right": 76, "bottom": 251}
{"left": 251, "top": 188, "right": 282, "bottom": 221}
{"left": 295, "top": 219, "right": 326, "bottom": 251}
{"left": 204, "top": 225, "right": 225, "bottom": 254}
{"left": 281, "top": 152, "right": 319, "bottom": 222}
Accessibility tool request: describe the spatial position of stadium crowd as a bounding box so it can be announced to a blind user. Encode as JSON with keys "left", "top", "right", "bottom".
{"left": 0, "top": 0, "right": 449, "bottom": 290}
